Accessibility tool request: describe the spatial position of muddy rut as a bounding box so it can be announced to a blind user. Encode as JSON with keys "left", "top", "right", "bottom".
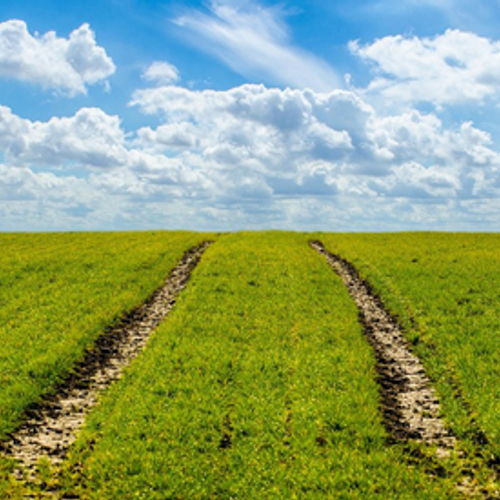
{"left": 3, "top": 241, "right": 211, "bottom": 478}
{"left": 310, "top": 240, "right": 455, "bottom": 453}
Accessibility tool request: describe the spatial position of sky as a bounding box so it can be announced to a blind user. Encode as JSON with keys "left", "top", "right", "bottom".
{"left": 1, "top": 0, "right": 500, "bottom": 231}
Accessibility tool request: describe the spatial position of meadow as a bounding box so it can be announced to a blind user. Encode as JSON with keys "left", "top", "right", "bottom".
{"left": 0, "top": 231, "right": 209, "bottom": 494}
{"left": 320, "top": 233, "right": 500, "bottom": 472}
{"left": 1, "top": 231, "right": 499, "bottom": 498}
{"left": 56, "top": 232, "right": 458, "bottom": 499}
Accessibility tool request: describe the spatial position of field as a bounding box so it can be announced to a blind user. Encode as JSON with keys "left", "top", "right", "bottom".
{"left": 0, "top": 231, "right": 499, "bottom": 498}
{"left": 319, "top": 233, "right": 500, "bottom": 466}
{"left": 0, "top": 232, "right": 209, "bottom": 495}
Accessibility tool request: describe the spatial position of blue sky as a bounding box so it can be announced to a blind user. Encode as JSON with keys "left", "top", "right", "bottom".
{"left": 1, "top": 0, "right": 500, "bottom": 231}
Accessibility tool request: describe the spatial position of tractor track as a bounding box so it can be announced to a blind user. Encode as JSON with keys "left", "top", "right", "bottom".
{"left": 311, "top": 240, "right": 500, "bottom": 497}
{"left": 310, "top": 240, "right": 455, "bottom": 453}
{"left": 2, "top": 241, "right": 211, "bottom": 482}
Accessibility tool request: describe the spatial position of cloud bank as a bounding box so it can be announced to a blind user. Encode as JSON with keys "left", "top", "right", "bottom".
{"left": 1, "top": 14, "right": 500, "bottom": 231}
{"left": 2, "top": 80, "right": 500, "bottom": 230}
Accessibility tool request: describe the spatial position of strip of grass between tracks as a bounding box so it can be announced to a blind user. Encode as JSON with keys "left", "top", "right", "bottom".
{"left": 59, "top": 232, "right": 458, "bottom": 499}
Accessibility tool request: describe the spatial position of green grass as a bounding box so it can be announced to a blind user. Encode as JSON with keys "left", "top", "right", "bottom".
{"left": 0, "top": 231, "right": 210, "bottom": 446}
{"left": 0, "top": 231, "right": 214, "bottom": 496}
{"left": 56, "top": 232, "right": 458, "bottom": 499}
{"left": 319, "top": 233, "right": 500, "bottom": 466}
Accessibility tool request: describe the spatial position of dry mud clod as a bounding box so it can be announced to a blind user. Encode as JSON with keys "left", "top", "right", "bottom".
{"left": 310, "top": 240, "right": 455, "bottom": 454}
{"left": 3, "top": 241, "right": 211, "bottom": 478}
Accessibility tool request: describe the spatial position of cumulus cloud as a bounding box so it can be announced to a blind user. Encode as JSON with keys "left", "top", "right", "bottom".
{"left": 0, "top": 106, "right": 127, "bottom": 167}
{"left": 129, "top": 82, "right": 500, "bottom": 204}
{"left": 0, "top": 20, "right": 115, "bottom": 95}
{"left": 142, "top": 61, "right": 180, "bottom": 85}
{"left": 0, "top": 164, "right": 87, "bottom": 202}
{"left": 350, "top": 29, "right": 500, "bottom": 106}
{"left": 3, "top": 82, "right": 494, "bottom": 203}
{"left": 2, "top": 81, "right": 500, "bottom": 230}
{"left": 137, "top": 122, "right": 199, "bottom": 150}
{"left": 130, "top": 84, "right": 373, "bottom": 176}
{"left": 173, "top": 0, "right": 340, "bottom": 92}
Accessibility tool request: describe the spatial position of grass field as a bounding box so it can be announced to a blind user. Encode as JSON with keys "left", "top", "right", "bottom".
{"left": 0, "top": 231, "right": 210, "bottom": 494}
{"left": 55, "top": 233, "right": 458, "bottom": 499}
{"left": 2, "top": 231, "right": 500, "bottom": 498}
{"left": 320, "top": 233, "right": 500, "bottom": 467}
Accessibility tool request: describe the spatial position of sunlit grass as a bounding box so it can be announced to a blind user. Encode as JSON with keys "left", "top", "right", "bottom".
{"left": 0, "top": 231, "right": 210, "bottom": 496}
{"left": 320, "top": 232, "right": 500, "bottom": 471}
{"left": 60, "top": 232, "right": 458, "bottom": 499}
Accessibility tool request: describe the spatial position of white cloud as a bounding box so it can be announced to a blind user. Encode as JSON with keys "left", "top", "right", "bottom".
{"left": 2, "top": 81, "right": 500, "bottom": 230}
{"left": 0, "top": 164, "right": 87, "bottom": 202}
{"left": 173, "top": 0, "right": 340, "bottom": 92}
{"left": 0, "top": 106, "right": 127, "bottom": 167}
{"left": 136, "top": 122, "right": 198, "bottom": 150}
{"left": 351, "top": 29, "right": 500, "bottom": 106}
{"left": 129, "top": 83, "right": 500, "bottom": 211}
{"left": 142, "top": 61, "right": 180, "bottom": 85}
{"left": 0, "top": 20, "right": 115, "bottom": 95}
{"left": 130, "top": 84, "right": 373, "bottom": 175}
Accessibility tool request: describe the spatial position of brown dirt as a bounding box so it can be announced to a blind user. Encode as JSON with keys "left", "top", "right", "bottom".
{"left": 2, "top": 241, "right": 211, "bottom": 480}
{"left": 310, "top": 240, "right": 455, "bottom": 453}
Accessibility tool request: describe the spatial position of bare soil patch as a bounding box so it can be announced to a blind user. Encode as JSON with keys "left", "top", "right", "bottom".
{"left": 2, "top": 241, "right": 211, "bottom": 479}
{"left": 310, "top": 240, "right": 455, "bottom": 453}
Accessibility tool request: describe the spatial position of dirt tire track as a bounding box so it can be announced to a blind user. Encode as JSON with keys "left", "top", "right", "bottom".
{"left": 2, "top": 241, "right": 211, "bottom": 478}
{"left": 310, "top": 240, "right": 455, "bottom": 453}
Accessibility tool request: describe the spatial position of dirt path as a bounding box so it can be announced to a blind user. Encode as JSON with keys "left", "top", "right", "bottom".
{"left": 310, "top": 241, "right": 455, "bottom": 454}
{"left": 3, "top": 241, "right": 211, "bottom": 480}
